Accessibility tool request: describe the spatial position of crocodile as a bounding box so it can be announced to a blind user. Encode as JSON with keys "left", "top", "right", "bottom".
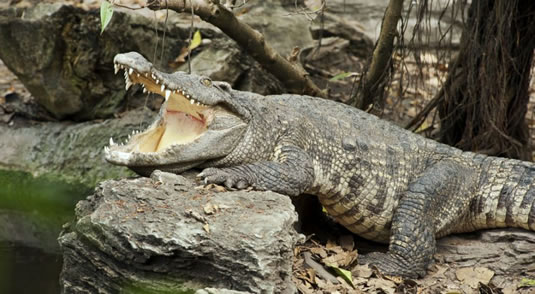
{"left": 105, "top": 51, "right": 535, "bottom": 278}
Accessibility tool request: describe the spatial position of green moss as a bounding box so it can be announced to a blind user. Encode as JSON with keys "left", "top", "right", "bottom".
{"left": 0, "top": 169, "right": 92, "bottom": 228}
{"left": 120, "top": 281, "right": 197, "bottom": 294}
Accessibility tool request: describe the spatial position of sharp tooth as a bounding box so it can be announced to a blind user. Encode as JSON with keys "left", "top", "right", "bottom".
{"left": 186, "top": 95, "right": 191, "bottom": 99}
{"left": 161, "top": 85, "right": 165, "bottom": 92}
{"left": 181, "top": 90, "right": 185, "bottom": 95}
{"left": 128, "top": 134, "right": 131, "bottom": 139}
{"left": 136, "top": 73, "right": 140, "bottom": 77}
{"left": 196, "top": 102, "right": 200, "bottom": 105}
{"left": 165, "top": 90, "right": 171, "bottom": 100}
{"left": 128, "top": 68, "right": 133, "bottom": 75}
{"left": 151, "top": 74, "right": 156, "bottom": 79}
{"left": 126, "top": 80, "right": 132, "bottom": 90}
{"left": 114, "top": 64, "right": 119, "bottom": 74}
{"left": 155, "top": 79, "right": 159, "bottom": 84}
{"left": 143, "top": 87, "right": 147, "bottom": 93}
{"left": 125, "top": 72, "right": 131, "bottom": 82}
{"left": 109, "top": 137, "right": 115, "bottom": 146}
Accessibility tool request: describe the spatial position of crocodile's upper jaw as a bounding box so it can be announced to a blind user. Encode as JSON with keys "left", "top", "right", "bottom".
{"left": 104, "top": 52, "right": 248, "bottom": 174}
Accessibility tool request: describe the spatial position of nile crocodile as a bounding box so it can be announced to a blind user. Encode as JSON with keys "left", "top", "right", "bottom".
{"left": 105, "top": 52, "right": 535, "bottom": 278}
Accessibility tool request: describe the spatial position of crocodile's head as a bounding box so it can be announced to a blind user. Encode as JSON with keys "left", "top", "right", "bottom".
{"left": 104, "top": 52, "right": 249, "bottom": 175}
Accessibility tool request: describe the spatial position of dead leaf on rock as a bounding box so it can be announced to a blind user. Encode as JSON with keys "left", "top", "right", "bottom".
{"left": 186, "top": 209, "right": 207, "bottom": 223}
{"left": 203, "top": 202, "right": 219, "bottom": 215}
{"left": 455, "top": 267, "right": 494, "bottom": 288}
{"left": 202, "top": 223, "right": 210, "bottom": 233}
{"left": 212, "top": 185, "right": 227, "bottom": 193}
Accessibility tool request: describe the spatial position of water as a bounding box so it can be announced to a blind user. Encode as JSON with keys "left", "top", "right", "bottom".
{"left": 0, "top": 241, "right": 63, "bottom": 294}
{"left": 0, "top": 170, "right": 92, "bottom": 293}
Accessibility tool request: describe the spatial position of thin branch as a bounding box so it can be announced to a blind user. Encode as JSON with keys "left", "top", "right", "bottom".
{"left": 146, "top": 0, "right": 326, "bottom": 98}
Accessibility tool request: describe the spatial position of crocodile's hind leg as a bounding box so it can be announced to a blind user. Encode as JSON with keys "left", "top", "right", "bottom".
{"left": 359, "top": 159, "right": 478, "bottom": 278}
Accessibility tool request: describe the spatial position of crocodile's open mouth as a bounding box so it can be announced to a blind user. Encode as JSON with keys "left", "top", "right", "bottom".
{"left": 108, "top": 63, "right": 214, "bottom": 153}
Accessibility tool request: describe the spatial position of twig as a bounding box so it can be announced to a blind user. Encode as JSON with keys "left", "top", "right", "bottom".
{"left": 303, "top": 252, "right": 339, "bottom": 284}
{"left": 111, "top": 2, "right": 145, "bottom": 10}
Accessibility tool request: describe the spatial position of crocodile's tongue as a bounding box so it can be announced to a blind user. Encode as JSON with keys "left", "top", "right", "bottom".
{"left": 157, "top": 110, "right": 205, "bottom": 151}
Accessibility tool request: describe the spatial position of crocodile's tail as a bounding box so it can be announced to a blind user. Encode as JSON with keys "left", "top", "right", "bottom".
{"left": 466, "top": 155, "right": 535, "bottom": 232}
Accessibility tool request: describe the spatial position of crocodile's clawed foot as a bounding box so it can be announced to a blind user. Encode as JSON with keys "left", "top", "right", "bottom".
{"left": 198, "top": 167, "right": 251, "bottom": 189}
{"left": 358, "top": 252, "right": 425, "bottom": 279}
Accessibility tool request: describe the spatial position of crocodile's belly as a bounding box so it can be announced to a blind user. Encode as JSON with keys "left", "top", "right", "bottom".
{"left": 313, "top": 183, "right": 400, "bottom": 243}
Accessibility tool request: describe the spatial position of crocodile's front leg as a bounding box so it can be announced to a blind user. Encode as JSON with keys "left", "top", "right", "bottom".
{"left": 360, "top": 160, "right": 478, "bottom": 278}
{"left": 198, "top": 145, "right": 314, "bottom": 196}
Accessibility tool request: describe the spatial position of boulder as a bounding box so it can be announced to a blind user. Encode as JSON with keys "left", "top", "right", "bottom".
{"left": 0, "top": 4, "right": 191, "bottom": 119}
{"left": 0, "top": 108, "right": 153, "bottom": 187}
{"left": 59, "top": 171, "right": 302, "bottom": 293}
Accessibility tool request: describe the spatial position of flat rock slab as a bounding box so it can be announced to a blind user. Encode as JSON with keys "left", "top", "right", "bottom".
{"left": 59, "top": 171, "right": 302, "bottom": 293}
{"left": 418, "top": 229, "right": 535, "bottom": 293}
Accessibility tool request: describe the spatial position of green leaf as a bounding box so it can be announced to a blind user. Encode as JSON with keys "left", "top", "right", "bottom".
{"left": 100, "top": 0, "right": 114, "bottom": 34}
{"left": 328, "top": 264, "right": 353, "bottom": 286}
{"left": 329, "top": 72, "right": 352, "bottom": 81}
{"left": 519, "top": 278, "right": 535, "bottom": 287}
{"left": 189, "top": 30, "right": 202, "bottom": 50}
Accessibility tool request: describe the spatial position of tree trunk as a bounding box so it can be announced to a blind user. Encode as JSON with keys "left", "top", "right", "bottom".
{"left": 438, "top": 0, "right": 535, "bottom": 160}
{"left": 352, "top": 0, "right": 404, "bottom": 115}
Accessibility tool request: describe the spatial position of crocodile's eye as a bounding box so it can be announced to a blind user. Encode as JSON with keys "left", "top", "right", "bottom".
{"left": 201, "top": 78, "right": 212, "bottom": 87}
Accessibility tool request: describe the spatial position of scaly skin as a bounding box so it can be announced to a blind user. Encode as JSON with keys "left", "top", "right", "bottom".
{"left": 106, "top": 52, "right": 535, "bottom": 278}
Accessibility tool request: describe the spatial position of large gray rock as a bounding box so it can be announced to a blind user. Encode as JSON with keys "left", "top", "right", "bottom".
{"left": 436, "top": 229, "right": 535, "bottom": 275}
{"left": 59, "top": 171, "right": 302, "bottom": 293}
{"left": 0, "top": 108, "right": 153, "bottom": 187}
{"left": 0, "top": 4, "right": 191, "bottom": 120}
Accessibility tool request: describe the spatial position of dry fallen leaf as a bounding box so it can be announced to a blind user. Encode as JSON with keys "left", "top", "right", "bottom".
{"left": 339, "top": 235, "right": 354, "bottom": 251}
{"left": 352, "top": 264, "right": 373, "bottom": 279}
{"left": 455, "top": 267, "right": 494, "bottom": 288}
{"left": 367, "top": 277, "right": 397, "bottom": 294}
{"left": 322, "top": 249, "right": 358, "bottom": 268}
{"left": 203, "top": 202, "right": 217, "bottom": 215}
{"left": 309, "top": 246, "right": 328, "bottom": 258}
